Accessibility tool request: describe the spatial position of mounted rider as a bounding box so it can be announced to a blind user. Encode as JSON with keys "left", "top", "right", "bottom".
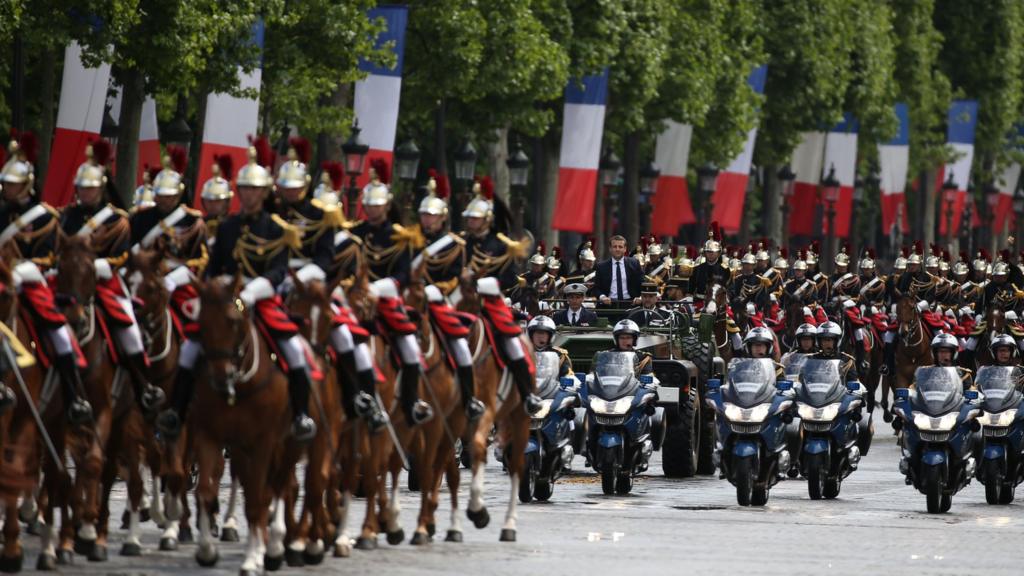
{"left": 199, "top": 155, "right": 235, "bottom": 243}
{"left": 689, "top": 222, "right": 732, "bottom": 307}
{"left": 730, "top": 247, "right": 770, "bottom": 313}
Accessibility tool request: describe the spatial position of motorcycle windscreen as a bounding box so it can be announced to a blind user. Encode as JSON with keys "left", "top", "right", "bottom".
{"left": 977, "top": 365, "right": 1024, "bottom": 413}
{"left": 589, "top": 350, "right": 640, "bottom": 400}
{"left": 798, "top": 358, "right": 845, "bottom": 407}
{"left": 912, "top": 366, "right": 964, "bottom": 416}
{"left": 724, "top": 358, "right": 777, "bottom": 408}
{"left": 782, "top": 352, "right": 811, "bottom": 378}
{"left": 535, "top": 351, "right": 562, "bottom": 399}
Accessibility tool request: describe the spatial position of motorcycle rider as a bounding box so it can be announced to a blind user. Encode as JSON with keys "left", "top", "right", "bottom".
{"left": 926, "top": 332, "right": 974, "bottom": 391}
{"left": 527, "top": 315, "right": 573, "bottom": 378}
{"left": 781, "top": 323, "right": 818, "bottom": 370}
{"left": 810, "top": 322, "right": 857, "bottom": 382}
{"left": 987, "top": 334, "right": 1019, "bottom": 367}
{"left": 742, "top": 326, "right": 785, "bottom": 379}
{"left": 607, "top": 319, "right": 653, "bottom": 375}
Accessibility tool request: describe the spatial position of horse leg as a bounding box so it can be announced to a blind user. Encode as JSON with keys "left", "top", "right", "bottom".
{"left": 412, "top": 429, "right": 439, "bottom": 545}
{"left": 500, "top": 413, "right": 529, "bottom": 542}
{"left": 466, "top": 413, "right": 493, "bottom": 529}
{"left": 219, "top": 476, "right": 240, "bottom": 542}
{"left": 382, "top": 458, "right": 403, "bottom": 545}
{"left": 192, "top": 436, "right": 220, "bottom": 567}
{"left": 881, "top": 373, "right": 892, "bottom": 423}
{"left": 265, "top": 497, "right": 287, "bottom": 568}
{"left": 445, "top": 451, "right": 464, "bottom": 542}
{"left": 355, "top": 439, "right": 382, "bottom": 550}
{"left": 120, "top": 437, "right": 145, "bottom": 557}
{"left": 301, "top": 444, "right": 328, "bottom": 565}
{"left": 0, "top": 496, "right": 24, "bottom": 572}
{"left": 332, "top": 490, "right": 354, "bottom": 558}
{"left": 146, "top": 464, "right": 166, "bottom": 528}
{"left": 36, "top": 493, "right": 58, "bottom": 571}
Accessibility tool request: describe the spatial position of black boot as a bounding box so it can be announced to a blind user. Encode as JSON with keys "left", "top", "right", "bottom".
{"left": 400, "top": 364, "right": 433, "bottom": 425}
{"left": 55, "top": 353, "right": 92, "bottom": 425}
{"left": 854, "top": 341, "right": 867, "bottom": 379}
{"left": 156, "top": 366, "right": 195, "bottom": 439}
{"left": 457, "top": 365, "right": 485, "bottom": 422}
{"left": 333, "top": 351, "right": 361, "bottom": 420}
{"left": 881, "top": 340, "right": 895, "bottom": 376}
{"left": 334, "top": 351, "right": 386, "bottom": 431}
{"left": 508, "top": 358, "right": 542, "bottom": 415}
{"left": 0, "top": 383, "right": 14, "bottom": 413}
{"left": 126, "top": 352, "right": 165, "bottom": 416}
{"left": 354, "top": 368, "right": 387, "bottom": 432}
{"left": 287, "top": 369, "right": 317, "bottom": 442}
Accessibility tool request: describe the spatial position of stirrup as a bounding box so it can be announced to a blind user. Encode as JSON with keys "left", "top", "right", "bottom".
{"left": 156, "top": 410, "right": 182, "bottom": 439}
{"left": 141, "top": 384, "right": 166, "bottom": 413}
{"left": 354, "top": 392, "right": 386, "bottom": 432}
{"left": 407, "top": 400, "right": 434, "bottom": 425}
{"left": 292, "top": 415, "right": 317, "bottom": 442}
{"left": 466, "top": 398, "right": 486, "bottom": 422}
{"left": 523, "top": 394, "right": 543, "bottom": 415}
{"left": 68, "top": 399, "right": 94, "bottom": 426}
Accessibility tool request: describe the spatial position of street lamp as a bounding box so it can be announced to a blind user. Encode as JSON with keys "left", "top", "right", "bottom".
{"left": 506, "top": 141, "right": 531, "bottom": 235}
{"left": 941, "top": 171, "right": 958, "bottom": 247}
{"left": 984, "top": 181, "right": 999, "bottom": 250}
{"left": 101, "top": 102, "right": 119, "bottom": 145}
{"left": 697, "top": 163, "right": 719, "bottom": 230}
{"left": 777, "top": 164, "right": 796, "bottom": 246}
{"left": 595, "top": 148, "right": 621, "bottom": 252}
{"left": 341, "top": 122, "right": 369, "bottom": 219}
{"left": 453, "top": 140, "right": 477, "bottom": 231}
{"left": 1014, "top": 182, "right": 1024, "bottom": 244}
{"left": 163, "top": 94, "right": 192, "bottom": 152}
{"left": 821, "top": 164, "right": 840, "bottom": 273}
{"left": 394, "top": 139, "right": 420, "bottom": 223}
{"left": 639, "top": 160, "right": 660, "bottom": 237}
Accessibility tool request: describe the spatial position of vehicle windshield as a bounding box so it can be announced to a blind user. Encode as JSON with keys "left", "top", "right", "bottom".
{"left": 589, "top": 351, "right": 640, "bottom": 400}
{"left": 724, "top": 358, "right": 778, "bottom": 408}
{"left": 534, "top": 351, "right": 562, "bottom": 399}
{"left": 782, "top": 352, "right": 811, "bottom": 378}
{"left": 913, "top": 366, "right": 964, "bottom": 416}
{"left": 797, "top": 359, "right": 845, "bottom": 406}
{"left": 976, "top": 365, "right": 1024, "bottom": 413}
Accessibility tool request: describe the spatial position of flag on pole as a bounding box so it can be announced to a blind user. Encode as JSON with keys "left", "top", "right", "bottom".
{"left": 822, "top": 114, "right": 858, "bottom": 238}
{"left": 787, "top": 131, "right": 826, "bottom": 237}
{"left": 937, "top": 99, "right": 978, "bottom": 237}
{"left": 878, "top": 103, "right": 910, "bottom": 235}
{"left": 552, "top": 70, "right": 610, "bottom": 233}
{"left": 651, "top": 121, "right": 695, "bottom": 236}
{"left": 108, "top": 87, "right": 161, "bottom": 185}
{"left": 193, "top": 20, "right": 264, "bottom": 209}
{"left": 353, "top": 5, "right": 408, "bottom": 188}
{"left": 42, "top": 42, "right": 112, "bottom": 207}
{"left": 711, "top": 65, "right": 768, "bottom": 233}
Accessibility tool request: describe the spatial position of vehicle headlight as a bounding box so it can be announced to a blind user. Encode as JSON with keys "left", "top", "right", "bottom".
{"left": 533, "top": 399, "right": 553, "bottom": 420}
{"left": 912, "top": 412, "right": 959, "bottom": 432}
{"left": 978, "top": 408, "right": 1018, "bottom": 427}
{"left": 797, "top": 402, "right": 841, "bottom": 422}
{"left": 723, "top": 402, "right": 770, "bottom": 424}
{"left": 591, "top": 396, "right": 633, "bottom": 415}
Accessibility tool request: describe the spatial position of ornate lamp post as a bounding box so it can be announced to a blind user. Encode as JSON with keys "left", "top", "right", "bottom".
{"left": 821, "top": 164, "right": 841, "bottom": 273}
{"left": 639, "top": 160, "right": 660, "bottom": 238}
{"left": 777, "top": 164, "right": 796, "bottom": 246}
{"left": 941, "top": 172, "right": 958, "bottom": 248}
{"left": 696, "top": 163, "right": 719, "bottom": 233}
{"left": 452, "top": 140, "right": 477, "bottom": 232}
{"left": 341, "top": 122, "right": 369, "bottom": 220}
{"left": 163, "top": 95, "right": 192, "bottom": 152}
{"left": 394, "top": 138, "right": 421, "bottom": 223}
{"left": 596, "top": 148, "right": 621, "bottom": 256}
{"left": 862, "top": 167, "right": 880, "bottom": 253}
{"left": 1014, "top": 182, "right": 1024, "bottom": 244}
{"left": 506, "top": 141, "right": 530, "bottom": 235}
{"left": 984, "top": 182, "right": 999, "bottom": 251}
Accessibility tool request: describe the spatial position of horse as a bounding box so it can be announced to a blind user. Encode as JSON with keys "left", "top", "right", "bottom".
{"left": 837, "top": 308, "right": 884, "bottom": 414}
{"left": 881, "top": 295, "right": 933, "bottom": 421}
{"left": 456, "top": 272, "right": 532, "bottom": 542}
{"left": 973, "top": 306, "right": 1006, "bottom": 368}
{"left": 705, "top": 282, "right": 735, "bottom": 365}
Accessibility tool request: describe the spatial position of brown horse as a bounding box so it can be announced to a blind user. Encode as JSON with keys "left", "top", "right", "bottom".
{"left": 974, "top": 306, "right": 1006, "bottom": 368}
{"left": 882, "top": 296, "right": 933, "bottom": 420}
{"left": 837, "top": 311, "right": 884, "bottom": 414}
{"left": 706, "top": 282, "right": 735, "bottom": 364}
{"left": 456, "top": 273, "right": 532, "bottom": 542}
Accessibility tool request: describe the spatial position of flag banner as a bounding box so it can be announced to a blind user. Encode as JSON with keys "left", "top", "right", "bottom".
{"left": 552, "top": 69, "right": 610, "bottom": 233}
{"left": 878, "top": 102, "right": 910, "bottom": 235}
{"left": 823, "top": 114, "right": 858, "bottom": 238}
{"left": 993, "top": 162, "right": 1020, "bottom": 234}
{"left": 937, "top": 99, "right": 978, "bottom": 236}
{"left": 711, "top": 65, "right": 767, "bottom": 233}
{"left": 652, "top": 121, "right": 696, "bottom": 235}
{"left": 787, "top": 131, "right": 826, "bottom": 236}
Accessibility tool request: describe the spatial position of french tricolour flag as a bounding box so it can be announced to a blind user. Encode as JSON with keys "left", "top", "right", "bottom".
{"left": 651, "top": 121, "right": 696, "bottom": 236}
{"left": 193, "top": 20, "right": 264, "bottom": 209}
{"left": 878, "top": 103, "right": 910, "bottom": 235}
{"left": 711, "top": 65, "right": 767, "bottom": 233}
{"left": 552, "top": 70, "right": 610, "bottom": 233}
{"left": 353, "top": 4, "right": 408, "bottom": 191}
{"left": 822, "top": 114, "right": 858, "bottom": 238}
{"left": 42, "top": 42, "right": 112, "bottom": 207}
{"left": 937, "top": 100, "right": 978, "bottom": 237}
{"left": 787, "top": 131, "right": 826, "bottom": 237}
{"left": 108, "top": 87, "right": 161, "bottom": 185}
{"left": 993, "top": 162, "right": 1021, "bottom": 235}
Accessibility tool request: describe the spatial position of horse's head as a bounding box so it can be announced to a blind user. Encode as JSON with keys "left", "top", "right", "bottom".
{"left": 55, "top": 235, "right": 97, "bottom": 333}
{"left": 0, "top": 257, "right": 16, "bottom": 324}
{"left": 287, "top": 274, "right": 333, "bottom": 351}
{"left": 344, "top": 262, "right": 377, "bottom": 324}
{"left": 196, "top": 275, "right": 247, "bottom": 391}
{"left": 988, "top": 306, "right": 1006, "bottom": 332}
{"left": 126, "top": 245, "right": 170, "bottom": 319}
{"left": 896, "top": 295, "right": 919, "bottom": 327}
{"left": 457, "top": 268, "right": 481, "bottom": 314}
{"left": 403, "top": 258, "right": 429, "bottom": 313}
{"left": 706, "top": 282, "right": 727, "bottom": 317}
{"left": 785, "top": 300, "right": 804, "bottom": 335}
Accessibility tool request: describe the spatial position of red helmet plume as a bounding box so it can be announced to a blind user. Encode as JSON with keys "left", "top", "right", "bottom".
{"left": 215, "top": 154, "right": 234, "bottom": 181}
{"left": 248, "top": 134, "right": 274, "bottom": 167}
{"left": 90, "top": 138, "right": 113, "bottom": 166}
{"left": 167, "top": 145, "right": 187, "bottom": 174}
{"left": 370, "top": 158, "right": 390, "bottom": 185}
{"left": 289, "top": 136, "right": 311, "bottom": 164}
{"left": 322, "top": 161, "right": 344, "bottom": 190}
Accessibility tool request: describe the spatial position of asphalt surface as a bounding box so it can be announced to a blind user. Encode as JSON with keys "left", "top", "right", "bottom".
{"left": 5, "top": 409, "right": 1024, "bottom": 576}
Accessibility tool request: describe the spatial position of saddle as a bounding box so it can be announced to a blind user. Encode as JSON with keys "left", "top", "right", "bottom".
{"left": 428, "top": 304, "right": 477, "bottom": 371}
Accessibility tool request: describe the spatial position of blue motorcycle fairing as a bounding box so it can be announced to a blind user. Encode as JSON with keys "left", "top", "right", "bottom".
{"left": 598, "top": 432, "right": 624, "bottom": 449}
{"left": 733, "top": 441, "right": 758, "bottom": 458}
{"left": 983, "top": 444, "right": 1006, "bottom": 461}
{"left": 922, "top": 450, "right": 947, "bottom": 466}
{"left": 803, "top": 437, "right": 830, "bottom": 455}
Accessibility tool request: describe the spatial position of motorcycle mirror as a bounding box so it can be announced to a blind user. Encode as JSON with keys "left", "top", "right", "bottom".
{"left": 776, "top": 380, "right": 793, "bottom": 392}
{"left": 894, "top": 388, "right": 910, "bottom": 401}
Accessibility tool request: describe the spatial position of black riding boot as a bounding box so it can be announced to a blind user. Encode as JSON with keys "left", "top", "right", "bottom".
{"left": 334, "top": 351, "right": 386, "bottom": 431}
{"left": 400, "top": 364, "right": 433, "bottom": 425}
{"left": 156, "top": 366, "right": 196, "bottom": 439}
{"left": 508, "top": 358, "right": 542, "bottom": 415}
{"left": 854, "top": 341, "right": 867, "bottom": 379}
{"left": 287, "top": 369, "right": 316, "bottom": 442}
{"left": 126, "top": 352, "right": 165, "bottom": 416}
{"left": 55, "top": 353, "right": 92, "bottom": 425}
{"left": 881, "top": 341, "right": 896, "bottom": 375}
{"left": 333, "top": 351, "right": 362, "bottom": 419}
{"left": 354, "top": 368, "right": 387, "bottom": 431}
{"left": 457, "top": 365, "right": 485, "bottom": 422}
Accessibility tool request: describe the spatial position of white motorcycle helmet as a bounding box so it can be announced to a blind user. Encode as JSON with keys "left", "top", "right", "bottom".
{"left": 989, "top": 333, "right": 1018, "bottom": 360}
{"left": 930, "top": 332, "right": 959, "bottom": 363}
{"left": 743, "top": 326, "right": 776, "bottom": 356}
{"left": 816, "top": 321, "right": 843, "bottom": 348}
{"left": 527, "top": 315, "right": 557, "bottom": 339}
{"left": 612, "top": 319, "right": 641, "bottom": 347}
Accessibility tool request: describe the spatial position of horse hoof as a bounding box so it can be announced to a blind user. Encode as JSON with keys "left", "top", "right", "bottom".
{"left": 499, "top": 529, "right": 517, "bottom": 542}
{"left": 467, "top": 507, "right": 490, "bottom": 529}
{"left": 55, "top": 549, "right": 73, "bottom": 565}
{"left": 87, "top": 544, "right": 107, "bottom": 562}
{"left": 386, "top": 529, "right": 404, "bottom": 546}
{"left": 0, "top": 551, "right": 23, "bottom": 573}
{"left": 333, "top": 542, "right": 352, "bottom": 558}
{"left": 217, "top": 526, "right": 236, "bottom": 542}
{"left": 120, "top": 510, "right": 130, "bottom": 530}
{"left": 120, "top": 541, "right": 142, "bottom": 557}
{"left": 303, "top": 548, "right": 325, "bottom": 566}
{"left": 445, "top": 530, "right": 463, "bottom": 543}
{"left": 264, "top": 553, "right": 283, "bottom": 572}
{"left": 284, "top": 548, "right": 304, "bottom": 568}
{"left": 35, "top": 553, "right": 56, "bottom": 571}
{"left": 72, "top": 537, "right": 94, "bottom": 557}
{"left": 211, "top": 523, "right": 219, "bottom": 539}
{"left": 179, "top": 525, "right": 194, "bottom": 543}
{"left": 410, "top": 531, "right": 431, "bottom": 546}
{"left": 159, "top": 537, "right": 178, "bottom": 551}
{"left": 195, "top": 548, "right": 219, "bottom": 568}
{"left": 426, "top": 523, "right": 436, "bottom": 537}
{"left": 354, "top": 536, "right": 377, "bottom": 551}
{"left": 883, "top": 412, "right": 893, "bottom": 423}
{"left": 240, "top": 570, "right": 261, "bottom": 576}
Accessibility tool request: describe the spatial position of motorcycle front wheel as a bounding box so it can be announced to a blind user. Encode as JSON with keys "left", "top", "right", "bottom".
{"left": 806, "top": 453, "right": 826, "bottom": 500}
{"left": 983, "top": 460, "right": 1003, "bottom": 505}
{"left": 924, "top": 464, "right": 951, "bottom": 513}
{"left": 734, "top": 457, "right": 755, "bottom": 506}
{"left": 601, "top": 468, "right": 616, "bottom": 495}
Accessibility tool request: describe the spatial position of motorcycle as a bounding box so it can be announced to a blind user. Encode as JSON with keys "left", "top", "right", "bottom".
{"left": 893, "top": 366, "right": 981, "bottom": 513}
{"left": 795, "top": 358, "right": 867, "bottom": 499}
{"left": 706, "top": 358, "right": 795, "bottom": 506}
{"left": 584, "top": 351, "right": 664, "bottom": 495}
{"left": 974, "top": 365, "right": 1024, "bottom": 505}
{"left": 520, "top": 351, "right": 581, "bottom": 503}
{"left": 780, "top": 351, "right": 812, "bottom": 476}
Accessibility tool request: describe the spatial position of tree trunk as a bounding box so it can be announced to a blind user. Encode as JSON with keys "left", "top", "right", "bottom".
{"left": 115, "top": 68, "right": 145, "bottom": 207}
{"left": 434, "top": 99, "right": 447, "bottom": 175}
{"left": 486, "top": 126, "right": 510, "bottom": 203}
{"left": 764, "top": 165, "right": 781, "bottom": 244}
{"left": 537, "top": 131, "right": 560, "bottom": 251}
{"left": 922, "top": 167, "right": 937, "bottom": 247}
{"left": 35, "top": 45, "right": 59, "bottom": 192}
{"left": 11, "top": 33, "right": 25, "bottom": 132}
{"left": 622, "top": 132, "right": 639, "bottom": 245}
{"left": 187, "top": 89, "right": 208, "bottom": 193}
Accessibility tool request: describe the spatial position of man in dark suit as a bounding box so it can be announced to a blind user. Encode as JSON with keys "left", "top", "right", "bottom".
{"left": 553, "top": 283, "right": 599, "bottom": 327}
{"left": 626, "top": 283, "right": 673, "bottom": 327}
{"left": 596, "top": 235, "right": 643, "bottom": 305}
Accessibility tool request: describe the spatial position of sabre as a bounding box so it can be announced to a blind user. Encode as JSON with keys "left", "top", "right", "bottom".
{"left": 374, "top": 390, "right": 410, "bottom": 472}
{"left": 2, "top": 340, "right": 64, "bottom": 474}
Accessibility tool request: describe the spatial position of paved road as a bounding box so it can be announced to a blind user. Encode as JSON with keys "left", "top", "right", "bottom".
{"left": 8, "top": 410, "right": 1024, "bottom": 575}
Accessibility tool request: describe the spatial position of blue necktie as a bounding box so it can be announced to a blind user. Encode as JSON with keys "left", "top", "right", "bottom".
{"left": 617, "top": 261, "right": 625, "bottom": 300}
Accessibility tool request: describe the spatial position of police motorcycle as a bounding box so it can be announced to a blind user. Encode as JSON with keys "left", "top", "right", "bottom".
{"left": 584, "top": 350, "right": 663, "bottom": 495}
{"left": 520, "top": 350, "right": 582, "bottom": 503}
{"left": 893, "top": 366, "right": 981, "bottom": 513}
{"left": 706, "top": 358, "right": 795, "bottom": 506}
{"left": 795, "top": 358, "right": 867, "bottom": 499}
{"left": 974, "top": 364, "right": 1024, "bottom": 505}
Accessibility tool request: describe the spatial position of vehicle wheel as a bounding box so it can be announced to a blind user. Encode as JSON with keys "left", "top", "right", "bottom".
{"left": 982, "top": 460, "right": 1003, "bottom": 505}
{"left": 601, "top": 468, "right": 616, "bottom": 496}
{"left": 806, "top": 455, "right": 825, "bottom": 500}
{"left": 923, "top": 464, "right": 945, "bottom": 514}
{"left": 518, "top": 472, "right": 534, "bottom": 504}
{"left": 1000, "top": 482, "right": 1015, "bottom": 504}
{"left": 940, "top": 493, "right": 952, "bottom": 513}
{"left": 856, "top": 416, "right": 874, "bottom": 457}
{"left": 681, "top": 336, "right": 717, "bottom": 476}
{"left": 824, "top": 478, "right": 841, "bottom": 499}
{"left": 734, "top": 457, "right": 754, "bottom": 506}
{"left": 615, "top": 474, "right": 633, "bottom": 495}
{"left": 534, "top": 480, "right": 553, "bottom": 502}
{"left": 985, "top": 481, "right": 1001, "bottom": 505}
{"left": 662, "top": 386, "right": 699, "bottom": 478}
{"left": 751, "top": 486, "right": 769, "bottom": 506}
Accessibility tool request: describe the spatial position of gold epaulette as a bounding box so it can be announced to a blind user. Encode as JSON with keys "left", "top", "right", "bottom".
{"left": 185, "top": 243, "right": 210, "bottom": 274}
{"left": 448, "top": 232, "right": 466, "bottom": 246}
{"left": 496, "top": 232, "right": 528, "bottom": 259}
{"left": 434, "top": 276, "right": 460, "bottom": 295}
{"left": 391, "top": 223, "right": 426, "bottom": 250}
{"left": 112, "top": 206, "right": 130, "bottom": 219}
{"left": 107, "top": 251, "right": 129, "bottom": 268}
{"left": 760, "top": 276, "right": 772, "bottom": 288}
{"left": 552, "top": 345, "right": 569, "bottom": 355}
{"left": 311, "top": 198, "right": 347, "bottom": 229}
{"left": 270, "top": 213, "right": 303, "bottom": 250}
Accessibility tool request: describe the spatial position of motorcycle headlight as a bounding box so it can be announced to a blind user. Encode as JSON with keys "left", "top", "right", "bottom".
{"left": 797, "top": 402, "right": 841, "bottom": 423}
{"left": 591, "top": 396, "right": 633, "bottom": 415}
{"left": 723, "top": 402, "right": 770, "bottom": 424}
{"left": 533, "top": 399, "right": 553, "bottom": 420}
{"left": 912, "top": 412, "right": 959, "bottom": 432}
{"left": 978, "top": 408, "right": 1018, "bottom": 427}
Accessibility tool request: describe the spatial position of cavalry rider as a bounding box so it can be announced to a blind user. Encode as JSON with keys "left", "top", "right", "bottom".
{"left": 0, "top": 133, "right": 90, "bottom": 420}
{"left": 527, "top": 315, "right": 573, "bottom": 378}
{"left": 988, "top": 334, "right": 1020, "bottom": 367}
{"left": 351, "top": 158, "right": 434, "bottom": 425}
{"left": 608, "top": 319, "right": 653, "bottom": 375}
{"left": 897, "top": 242, "right": 936, "bottom": 303}
{"left": 413, "top": 173, "right": 486, "bottom": 422}
{"left": 830, "top": 245, "right": 860, "bottom": 304}
{"left": 806, "top": 244, "right": 830, "bottom": 304}
{"left": 690, "top": 222, "right": 732, "bottom": 307}
{"left": 927, "top": 332, "right": 974, "bottom": 391}
{"left": 157, "top": 138, "right": 317, "bottom": 442}
{"left": 564, "top": 238, "right": 597, "bottom": 292}
{"left": 200, "top": 154, "right": 235, "bottom": 243}
{"left": 810, "top": 321, "right": 858, "bottom": 382}
{"left": 742, "top": 326, "right": 785, "bottom": 379}
{"left": 546, "top": 247, "right": 567, "bottom": 297}
{"left": 730, "top": 249, "right": 770, "bottom": 313}
{"left": 60, "top": 140, "right": 166, "bottom": 418}
{"left": 461, "top": 178, "right": 541, "bottom": 414}
{"left": 982, "top": 256, "right": 1022, "bottom": 311}
{"left": 518, "top": 242, "right": 549, "bottom": 297}
{"left": 783, "top": 255, "right": 817, "bottom": 309}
